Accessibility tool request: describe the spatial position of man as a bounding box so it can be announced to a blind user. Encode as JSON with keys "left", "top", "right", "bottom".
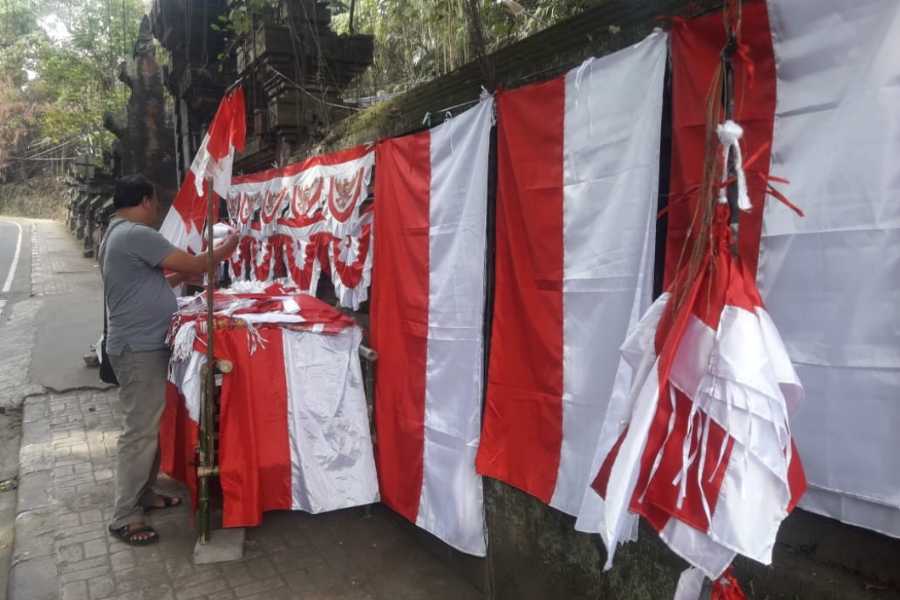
{"left": 101, "top": 174, "right": 238, "bottom": 545}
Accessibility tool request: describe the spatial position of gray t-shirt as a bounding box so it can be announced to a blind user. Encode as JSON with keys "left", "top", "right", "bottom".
{"left": 101, "top": 217, "right": 178, "bottom": 354}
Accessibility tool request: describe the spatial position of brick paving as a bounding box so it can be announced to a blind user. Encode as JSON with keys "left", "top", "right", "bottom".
{"left": 31, "top": 221, "right": 92, "bottom": 298}
{"left": 21, "top": 389, "right": 482, "bottom": 600}
{"left": 31, "top": 221, "right": 68, "bottom": 297}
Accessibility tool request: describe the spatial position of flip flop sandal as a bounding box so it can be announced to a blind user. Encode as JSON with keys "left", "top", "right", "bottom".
{"left": 108, "top": 524, "right": 159, "bottom": 546}
{"left": 144, "top": 495, "right": 183, "bottom": 513}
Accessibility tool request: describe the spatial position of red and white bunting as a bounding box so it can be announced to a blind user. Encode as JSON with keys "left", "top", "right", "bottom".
{"left": 226, "top": 147, "right": 375, "bottom": 309}
{"left": 589, "top": 220, "right": 807, "bottom": 577}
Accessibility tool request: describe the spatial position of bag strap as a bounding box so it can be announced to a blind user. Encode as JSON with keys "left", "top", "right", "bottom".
{"left": 99, "top": 218, "right": 129, "bottom": 275}
{"left": 100, "top": 218, "right": 129, "bottom": 337}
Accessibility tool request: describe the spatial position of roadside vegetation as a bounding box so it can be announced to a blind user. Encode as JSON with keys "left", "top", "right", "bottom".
{"left": 0, "top": 0, "right": 143, "bottom": 185}
{"left": 0, "top": 176, "right": 67, "bottom": 219}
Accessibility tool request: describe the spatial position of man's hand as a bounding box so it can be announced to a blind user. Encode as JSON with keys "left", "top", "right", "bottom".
{"left": 213, "top": 233, "right": 240, "bottom": 262}
{"left": 160, "top": 233, "right": 241, "bottom": 275}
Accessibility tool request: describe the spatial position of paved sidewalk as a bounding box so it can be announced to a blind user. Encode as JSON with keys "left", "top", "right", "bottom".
{"left": 30, "top": 221, "right": 109, "bottom": 391}
{"left": 15, "top": 390, "right": 481, "bottom": 600}
{"left": 7, "top": 221, "right": 484, "bottom": 600}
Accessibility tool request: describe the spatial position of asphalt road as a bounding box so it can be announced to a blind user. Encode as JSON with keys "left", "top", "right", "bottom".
{"left": 0, "top": 218, "right": 29, "bottom": 600}
{"left": 0, "top": 220, "right": 22, "bottom": 287}
{"left": 0, "top": 219, "right": 29, "bottom": 320}
{"left": 1, "top": 219, "right": 106, "bottom": 390}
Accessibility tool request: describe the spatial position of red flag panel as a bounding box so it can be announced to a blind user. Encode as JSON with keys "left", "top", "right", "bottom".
{"left": 371, "top": 132, "right": 431, "bottom": 523}
{"left": 476, "top": 76, "right": 566, "bottom": 503}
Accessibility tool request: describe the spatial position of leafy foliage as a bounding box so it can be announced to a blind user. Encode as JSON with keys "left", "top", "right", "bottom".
{"left": 0, "top": 0, "right": 597, "bottom": 178}
{"left": 213, "top": 0, "right": 281, "bottom": 37}
{"left": 329, "top": 0, "right": 596, "bottom": 95}
{"left": 212, "top": 0, "right": 596, "bottom": 97}
{"left": 0, "top": 0, "right": 144, "bottom": 177}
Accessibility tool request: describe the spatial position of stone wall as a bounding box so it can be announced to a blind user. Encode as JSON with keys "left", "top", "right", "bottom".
{"left": 105, "top": 16, "right": 177, "bottom": 207}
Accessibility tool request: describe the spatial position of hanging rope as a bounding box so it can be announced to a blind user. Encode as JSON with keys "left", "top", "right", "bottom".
{"left": 267, "top": 66, "right": 364, "bottom": 112}
{"left": 720, "top": 0, "right": 743, "bottom": 246}
{"left": 670, "top": 0, "right": 743, "bottom": 311}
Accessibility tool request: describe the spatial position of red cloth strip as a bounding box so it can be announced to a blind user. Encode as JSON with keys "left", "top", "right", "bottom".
{"left": 371, "top": 132, "right": 432, "bottom": 523}
{"left": 475, "top": 77, "right": 566, "bottom": 503}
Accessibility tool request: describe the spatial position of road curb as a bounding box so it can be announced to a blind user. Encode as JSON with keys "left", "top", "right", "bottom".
{"left": 1, "top": 256, "right": 47, "bottom": 600}
{"left": 7, "top": 395, "right": 58, "bottom": 600}
{"left": 7, "top": 555, "right": 56, "bottom": 600}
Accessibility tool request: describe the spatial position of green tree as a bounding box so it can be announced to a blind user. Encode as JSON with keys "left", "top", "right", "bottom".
{"left": 0, "top": 0, "right": 144, "bottom": 177}
{"left": 330, "top": 0, "right": 595, "bottom": 96}
{"left": 214, "top": 0, "right": 597, "bottom": 99}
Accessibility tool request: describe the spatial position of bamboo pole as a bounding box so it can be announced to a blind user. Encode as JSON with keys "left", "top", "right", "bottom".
{"left": 198, "top": 185, "right": 216, "bottom": 544}
{"left": 198, "top": 363, "right": 210, "bottom": 543}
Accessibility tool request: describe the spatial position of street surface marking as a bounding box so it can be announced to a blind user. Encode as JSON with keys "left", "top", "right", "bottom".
{"left": 1, "top": 220, "right": 22, "bottom": 293}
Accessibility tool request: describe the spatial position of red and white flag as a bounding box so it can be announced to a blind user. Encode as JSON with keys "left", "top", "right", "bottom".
{"left": 161, "top": 292, "right": 379, "bottom": 527}
{"left": 161, "top": 87, "right": 246, "bottom": 253}
{"left": 757, "top": 0, "right": 900, "bottom": 538}
{"left": 371, "top": 97, "right": 493, "bottom": 556}
{"left": 661, "top": 0, "right": 900, "bottom": 541}
{"left": 475, "top": 32, "right": 667, "bottom": 518}
{"left": 589, "top": 209, "right": 807, "bottom": 578}
{"left": 584, "top": 2, "right": 811, "bottom": 580}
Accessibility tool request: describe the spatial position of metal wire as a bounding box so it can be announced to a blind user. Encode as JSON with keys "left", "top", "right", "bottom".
{"left": 266, "top": 66, "right": 365, "bottom": 112}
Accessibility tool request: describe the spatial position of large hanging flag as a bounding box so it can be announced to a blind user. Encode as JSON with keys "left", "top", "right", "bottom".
{"left": 161, "top": 87, "right": 247, "bottom": 253}
{"left": 371, "top": 97, "right": 493, "bottom": 556}
{"left": 587, "top": 2, "right": 807, "bottom": 584}
{"left": 661, "top": 0, "right": 900, "bottom": 541}
{"left": 475, "top": 31, "right": 666, "bottom": 518}
{"left": 589, "top": 201, "right": 807, "bottom": 578}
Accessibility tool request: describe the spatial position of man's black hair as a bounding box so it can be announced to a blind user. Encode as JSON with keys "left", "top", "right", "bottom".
{"left": 113, "top": 174, "right": 155, "bottom": 209}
